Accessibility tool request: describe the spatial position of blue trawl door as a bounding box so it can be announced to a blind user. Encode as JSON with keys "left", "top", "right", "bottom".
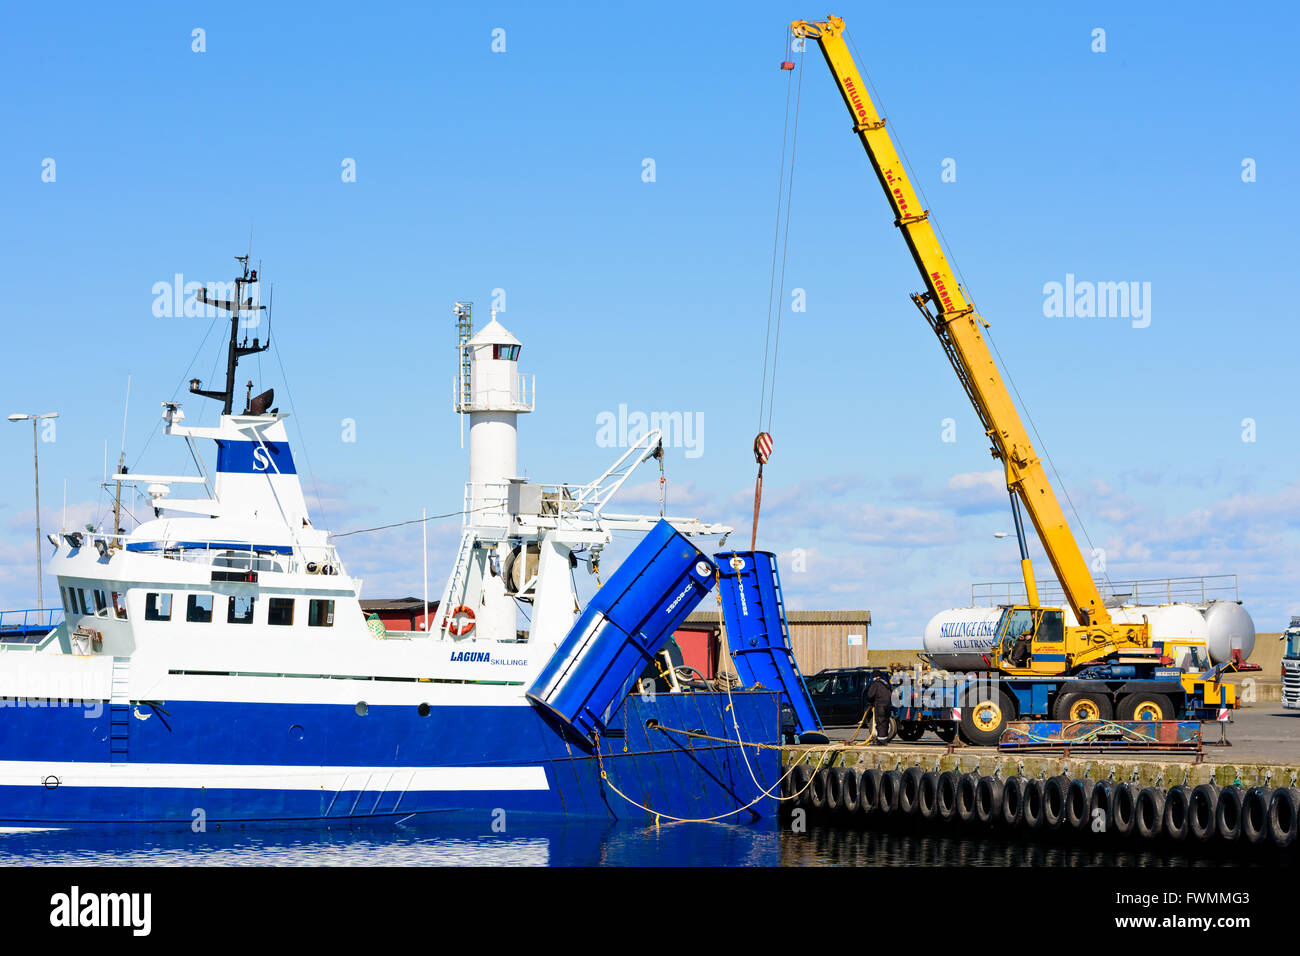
{"left": 714, "top": 551, "right": 821, "bottom": 735}
{"left": 527, "top": 520, "right": 716, "bottom": 743}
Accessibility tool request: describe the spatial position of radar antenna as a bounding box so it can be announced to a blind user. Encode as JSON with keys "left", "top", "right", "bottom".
{"left": 188, "top": 255, "right": 271, "bottom": 414}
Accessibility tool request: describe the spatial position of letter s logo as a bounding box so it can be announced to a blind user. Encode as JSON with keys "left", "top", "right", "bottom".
{"left": 253, "top": 446, "right": 272, "bottom": 472}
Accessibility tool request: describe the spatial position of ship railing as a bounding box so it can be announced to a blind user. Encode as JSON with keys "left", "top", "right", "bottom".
{"left": 462, "top": 431, "right": 668, "bottom": 532}
{"left": 0, "top": 608, "right": 65, "bottom": 644}
{"left": 970, "top": 574, "right": 1240, "bottom": 609}
{"left": 451, "top": 374, "right": 534, "bottom": 413}
{"left": 110, "top": 536, "right": 348, "bottom": 579}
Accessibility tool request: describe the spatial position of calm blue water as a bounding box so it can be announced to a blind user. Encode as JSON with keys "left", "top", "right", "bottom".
{"left": 0, "top": 820, "right": 1266, "bottom": 866}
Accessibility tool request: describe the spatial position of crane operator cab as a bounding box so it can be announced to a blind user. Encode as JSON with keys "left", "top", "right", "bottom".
{"left": 995, "top": 605, "right": 1066, "bottom": 674}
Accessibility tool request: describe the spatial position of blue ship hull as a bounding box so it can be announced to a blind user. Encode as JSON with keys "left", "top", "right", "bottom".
{"left": 0, "top": 690, "right": 781, "bottom": 828}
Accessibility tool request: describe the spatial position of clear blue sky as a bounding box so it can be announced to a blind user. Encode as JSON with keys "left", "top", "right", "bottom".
{"left": 2, "top": 1, "right": 1297, "bottom": 644}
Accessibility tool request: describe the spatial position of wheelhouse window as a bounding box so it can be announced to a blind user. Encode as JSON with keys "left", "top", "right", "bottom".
{"left": 493, "top": 344, "right": 520, "bottom": 361}
{"left": 268, "top": 598, "right": 295, "bottom": 626}
{"left": 77, "top": 589, "right": 91, "bottom": 616}
{"left": 111, "top": 592, "right": 128, "bottom": 620}
{"left": 145, "top": 593, "right": 172, "bottom": 621}
{"left": 61, "top": 587, "right": 74, "bottom": 614}
{"left": 186, "top": 594, "right": 214, "bottom": 623}
{"left": 93, "top": 589, "right": 108, "bottom": 616}
{"left": 227, "top": 595, "right": 256, "bottom": 625}
{"left": 308, "top": 599, "right": 335, "bottom": 628}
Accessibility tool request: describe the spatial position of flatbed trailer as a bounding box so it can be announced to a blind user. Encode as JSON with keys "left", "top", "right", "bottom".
{"left": 892, "top": 671, "right": 1233, "bottom": 746}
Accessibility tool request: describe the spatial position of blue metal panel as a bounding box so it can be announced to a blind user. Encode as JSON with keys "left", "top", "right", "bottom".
{"left": 713, "top": 551, "right": 821, "bottom": 734}
{"left": 0, "top": 690, "right": 781, "bottom": 827}
{"left": 214, "top": 439, "right": 297, "bottom": 475}
{"left": 527, "top": 520, "right": 716, "bottom": 743}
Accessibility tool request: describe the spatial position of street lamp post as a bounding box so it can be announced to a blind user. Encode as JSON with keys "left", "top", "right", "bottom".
{"left": 8, "top": 412, "right": 59, "bottom": 611}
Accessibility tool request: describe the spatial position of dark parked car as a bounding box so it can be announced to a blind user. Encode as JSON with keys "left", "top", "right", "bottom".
{"left": 806, "top": 667, "right": 891, "bottom": 728}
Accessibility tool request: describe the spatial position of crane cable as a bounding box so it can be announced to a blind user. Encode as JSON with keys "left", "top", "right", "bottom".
{"left": 751, "top": 38, "right": 805, "bottom": 549}
{"left": 843, "top": 27, "right": 1112, "bottom": 596}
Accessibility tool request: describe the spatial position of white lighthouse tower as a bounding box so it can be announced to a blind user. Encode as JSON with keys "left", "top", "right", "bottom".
{"left": 455, "top": 303, "right": 533, "bottom": 508}
{"left": 440, "top": 302, "right": 534, "bottom": 643}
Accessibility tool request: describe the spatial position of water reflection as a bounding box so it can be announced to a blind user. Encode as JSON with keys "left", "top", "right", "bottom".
{"left": 0, "top": 819, "right": 1277, "bottom": 867}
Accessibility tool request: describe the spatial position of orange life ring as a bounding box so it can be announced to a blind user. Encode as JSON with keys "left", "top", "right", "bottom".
{"left": 446, "top": 605, "right": 476, "bottom": 636}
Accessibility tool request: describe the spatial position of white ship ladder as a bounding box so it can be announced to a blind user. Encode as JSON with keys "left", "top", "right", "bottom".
{"left": 109, "top": 657, "right": 131, "bottom": 766}
{"left": 436, "top": 531, "right": 476, "bottom": 639}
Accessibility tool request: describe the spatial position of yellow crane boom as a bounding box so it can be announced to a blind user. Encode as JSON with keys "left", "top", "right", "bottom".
{"left": 791, "top": 16, "right": 1147, "bottom": 668}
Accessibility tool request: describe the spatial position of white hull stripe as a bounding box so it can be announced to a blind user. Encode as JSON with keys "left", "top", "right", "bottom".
{"left": 0, "top": 761, "right": 549, "bottom": 792}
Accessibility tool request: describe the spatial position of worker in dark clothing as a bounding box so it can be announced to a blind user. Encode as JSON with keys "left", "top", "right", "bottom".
{"left": 1009, "top": 633, "right": 1032, "bottom": 668}
{"left": 865, "top": 671, "right": 893, "bottom": 745}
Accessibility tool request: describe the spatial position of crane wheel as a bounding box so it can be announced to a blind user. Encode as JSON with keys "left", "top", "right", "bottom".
{"left": 959, "top": 690, "right": 1015, "bottom": 747}
{"left": 1118, "top": 694, "right": 1170, "bottom": 722}
{"left": 1053, "top": 692, "right": 1114, "bottom": 722}
{"left": 897, "top": 721, "right": 925, "bottom": 742}
{"left": 1188, "top": 784, "right": 1220, "bottom": 842}
{"left": 1215, "top": 785, "right": 1244, "bottom": 843}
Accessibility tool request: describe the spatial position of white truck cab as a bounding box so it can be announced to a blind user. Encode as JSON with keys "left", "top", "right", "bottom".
{"left": 1282, "top": 617, "right": 1300, "bottom": 709}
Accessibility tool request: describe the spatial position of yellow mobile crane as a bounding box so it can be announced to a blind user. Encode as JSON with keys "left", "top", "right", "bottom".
{"left": 788, "top": 16, "right": 1150, "bottom": 678}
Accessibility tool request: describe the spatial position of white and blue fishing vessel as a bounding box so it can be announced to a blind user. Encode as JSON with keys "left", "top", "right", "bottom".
{"left": 0, "top": 259, "right": 818, "bottom": 829}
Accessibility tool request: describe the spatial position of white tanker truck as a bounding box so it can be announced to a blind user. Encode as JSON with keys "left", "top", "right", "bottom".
{"left": 923, "top": 601, "right": 1256, "bottom": 673}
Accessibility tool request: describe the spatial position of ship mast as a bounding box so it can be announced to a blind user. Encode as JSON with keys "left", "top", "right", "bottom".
{"left": 189, "top": 256, "right": 271, "bottom": 414}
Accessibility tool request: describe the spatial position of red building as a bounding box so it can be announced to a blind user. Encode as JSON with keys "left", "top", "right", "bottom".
{"left": 359, "top": 597, "right": 439, "bottom": 633}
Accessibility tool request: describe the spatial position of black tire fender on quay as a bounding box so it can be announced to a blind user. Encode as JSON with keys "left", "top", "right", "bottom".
{"left": 1242, "top": 786, "right": 1274, "bottom": 846}
{"left": 1088, "top": 779, "right": 1114, "bottom": 834}
{"left": 809, "top": 767, "right": 831, "bottom": 813}
{"left": 788, "top": 763, "right": 813, "bottom": 812}
{"left": 1043, "top": 775, "right": 1072, "bottom": 830}
{"left": 956, "top": 773, "right": 980, "bottom": 824}
{"left": 1268, "top": 786, "right": 1300, "bottom": 850}
{"left": 936, "top": 770, "right": 961, "bottom": 823}
{"left": 1001, "top": 776, "right": 1027, "bottom": 828}
{"left": 878, "top": 770, "right": 903, "bottom": 817}
{"left": 827, "top": 766, "right": 859, "bottom": 816}
{"left": 1216, "top": 785, "right": 1245, "bottom": 843}
{"left": 1109, "top": 782, "right": 1139, "bottom": 839}
{"left": 918, "top": 771, "right": 940, "bottom": 821}
{"left": 899, "top": 766, "right": 924, "bottom": 817}
{"left": 975, "top": 775, "right": 1005, "bottom": 826}
{"left": 1188, "top": 784, "right": 1219, "bottom": 843}
{"left": 857, "top": 768, "right": 881, "bottom": 817}
{"left": 1162, "top": 785, "right": 1191, "bottom": 841}
{"left": 1135, "top": 787, "right": 1167, "bottom": 841}
{"left": 1021, "top": 777, "right": 1047, "bottom": 831}
{"left": 1065, "top": 777, "right": 1096, "bottom": 832}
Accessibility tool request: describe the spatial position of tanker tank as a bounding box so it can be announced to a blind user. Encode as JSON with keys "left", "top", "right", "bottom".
{"left": 922, "top": 600, "right": 1256, "bottom": 670}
